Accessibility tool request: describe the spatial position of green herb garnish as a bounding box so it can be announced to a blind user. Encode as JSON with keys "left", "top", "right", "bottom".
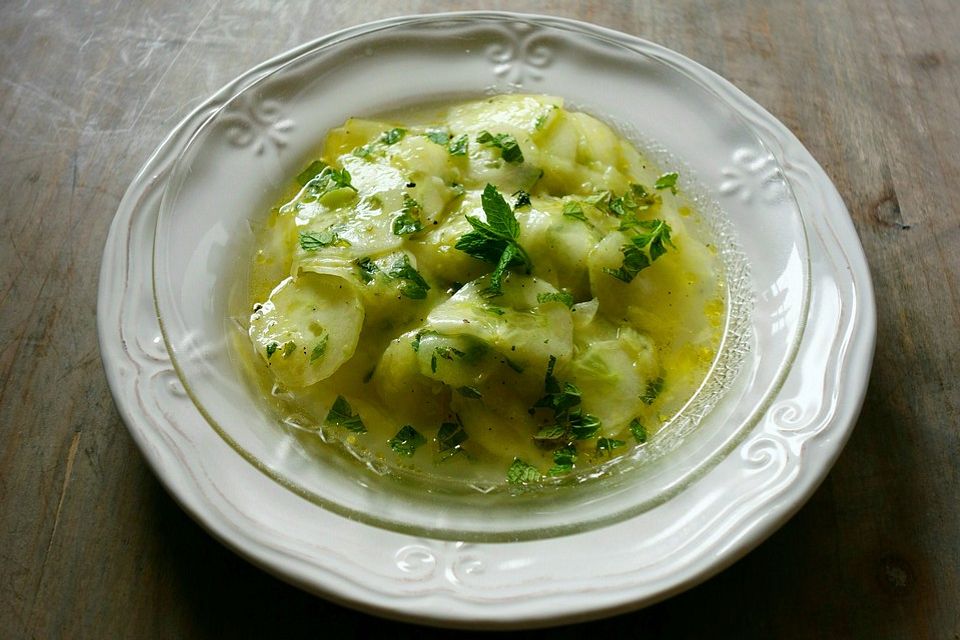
{"left": 513, "top": 190, "right": 532, "bottom": 209}
{"left": 388, "top": 425, "right": 426, "bottom": 456}
{"left": 265, "top": 342, "right": 279, "bottom": 359}
{"left": 392, "top": 195, "right": 423, "bottom": 236}
{"left": 596, "top": 437, "right": 626, "bottom": 456}
{"left": 476, "top": 130, "right": 524, "bottom": 163}
{"left": 536, "top": 291, "right": 574, "bottom": 308}
{"left": 548, "top": 445, "right": 576, "bottom": 476}
{"left": 655, "top": 171, "right": 679, "bottom": 194}
{"left": 381, "top": 128, "right": 406, "bottom": 145}
{"left": 355, "top": 256, "right": 379, "bottom": 283}
{"left": 303, "top": 166, "right": 356, "bottom": 198}
{"left": 603, "top": 219, "right": 674, "bottom": 283}
{"left": 455, "top": 184, "right": 533, "bottom": 297}
{"left": 425, "top": 129, "right": 450, "bottom": 145}
{"left": 532, "top": 355, "right": 602, "bottom": 442}
{"left": 562, "top": 201, "right": 588, "bottom": 223}
{"left": 299, "top": 229, "right": 350, "bottom": 251}
{"left": 641, "top": 376, "right": 664, "bottom": 405}
{"left": 629, "top": 418, "right": 648, "bottom": 443}
{"left": 437, "top": 419, "right": 468, "bottom": 453}
{"left": 324, "top": 396, "right": 366, "bottom": 433}
{"left": 386, "top": 254, "right": 430, "bottom": 299}
{"left": 281, "top": 341, "right": 297, "bottom": 358}
{"left": 309, "top": 333, "right": 328, "bottom": 362}
{"left": 448, "top": 134, "right": 468, "bottom": 156}
{"left": 430, "top": 345, "right": 466, "bottom": 373}
{"left": 507, "top": 458, "right": 542, "bottom": 485}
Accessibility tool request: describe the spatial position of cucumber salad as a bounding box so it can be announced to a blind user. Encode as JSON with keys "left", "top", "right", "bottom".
{"left": 239, "top": 95, "right": 725, "bottom": 487}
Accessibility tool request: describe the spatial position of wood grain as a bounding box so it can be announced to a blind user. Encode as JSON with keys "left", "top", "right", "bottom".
{"left": 1, "top": 1, "right": 957, "bottom": 637}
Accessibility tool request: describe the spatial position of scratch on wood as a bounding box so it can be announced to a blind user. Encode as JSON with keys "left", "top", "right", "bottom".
{"left": 45, "top": 430, "right": 82, "bottom": 560}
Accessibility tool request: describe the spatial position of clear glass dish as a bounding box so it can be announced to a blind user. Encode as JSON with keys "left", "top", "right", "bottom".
{"left": 153, "top": 14, "right": 807, "bottom": 541}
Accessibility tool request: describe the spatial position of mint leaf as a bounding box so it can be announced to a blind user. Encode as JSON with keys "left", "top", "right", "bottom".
{"left": 389, "top": 425, "right": 426, "bottom": 456}
{"left": 596, "top": 437, "right": 626, "bottom": 456}
{"left": 562, "top": 201, "right": 588, "bottom": 222}
{"left": 513, "top": 190, "right": 531, "bottom": 209}
{"left": 309, "top": 333, "right": 328, "bottom": 362}
{"left": 265, "top": 342, "right": 279, "bottom": 359}
{"left": 324, "top": 396, "right": 366, "bottom": 433}
{"left": 548, "top": 444, "right": 576, "bottom": 475}
{"left": 425, "top": 129, "right": 450, "bottom": 144}
{"left": 507, "top": 458, "right": 541, "bottom": 485}
{"left": 476, "top": 130, "right": 524, "bottom": 164}
{"left": 392, "top": 195, "right": 423, "bottom": 236}
{"left": 381, "top": 128, "right": 406, "bottom": 145}
{"left": 281, "top": 341, "right": 297, "bottom": 358}
{"left": 536, "top": 291, "right": 574, "bottom": 308}
{"left": 448, "top": 134, "right": 468, "bottom": 156}
{"left": 641, "top": 376, "right": 664, "bottom": 405}
{"left": 603, "top": 219, "right": 674, "bottom": 283}
{"left": 387, "top": 254, "right": 430, "bottom": 300}
{"left": 437, "top": 420, "right": 468, "bottom": 453}
{"left": 629, "top": 418, "right": 648, "bottom": 443}
{"left": 299, "top": 229, "right": 350, "bottom": 251}
{"left": 655, "top": 171, "right": 679, "bottom": 194}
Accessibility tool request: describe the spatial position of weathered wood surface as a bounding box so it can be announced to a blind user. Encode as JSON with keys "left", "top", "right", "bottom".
{"left": 1, "top": 1, "right": 957, "bottom": 637}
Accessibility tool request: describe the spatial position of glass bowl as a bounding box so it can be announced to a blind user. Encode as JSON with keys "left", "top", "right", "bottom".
{"left": 153, "top": 13, "right": 807, "bottom": 541}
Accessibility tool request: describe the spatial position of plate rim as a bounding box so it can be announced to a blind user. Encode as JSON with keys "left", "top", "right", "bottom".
{"left": 98, "top": 10, "right": 876, "bottom": 629}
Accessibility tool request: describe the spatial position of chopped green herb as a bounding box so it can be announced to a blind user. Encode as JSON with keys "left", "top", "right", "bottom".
{"left": 534, "top": 113, "right": 548, "bottom": 130}
{"left": 309, "top": 333, "right": 328, "bottom": 362}
{"left": 296, "top": 160, "right": 327, "bottom": 186}
{"left": 533, "top": 424, "right": 566, "bottom": 441}
{"left": 532, "top": 355, "right": 602, "bottom": 442}
{"left": 476, "top": 130, "right": 524, "bottom": 163}
{"left": 265, "top": 342, "right": 279, "bottom": 359}
{"left": 562, "top": 201, "right": 588, "bottom": 222}
{"left": 299, "top": 229, "right": 350, "bottom": 251}
{"left": 536, "top": 291, "right": 574, "bottom": 308}
{"left": 482, "top": 304, "right": 506, "bottom": 316}
{"left": 655, "top": 171, "right": 679, "bottom": 194}
{"left": 381, "top": 128, "right": 406, "bottom": 145}
{"left": 504, "top": 357, "right": 525, "bottom": 374}
{"left": 455, "top": 184, "right": 533, "bottom": 297}
{"left": 629, "top": 418, "right": 648, "bottom": 443}
{"left": 641, "top": 376, "right": 664, "bottom": 405}
{"left": 603, "top": 219, "right": 674, "bottom": 283}
{"left": 437, "top": 420, "right": 468, "bottom": 453}
{"left": 410, "top": 329, "right": 438, "bottom": 353}
{"left": 596, "top": 437, "right": 626, "bottom": 456}
{"left": 303, "top": 166, "right": 356, "bottom": 198}
{"left": 457, "top": 386, "right": 483, "bottom": 399}
{"left": 569, "top": 410, "right": 601, "bottom": 440}
{"left": 388, "top": 425, "right": 426, "bottom": 456}
{"left": 281, "top": 341, "right": 297, "bottom": 358}
{"left": 548, "top": 445, "right": 576, "bottom": 476}
{"left": 425, "top": 129, "right": 450, "bottom": 145}
{"left": 448, "top": 134, "right": 468, "bottom": 156}
{"left": 387, "top": 254, "right": 430, "bottom": 299}
{"left": 513, "top": 190, "right": 532, "bottom": 209}
{"left": 392, "top": 195, "right": 423, "bottom": 236}
{"left": 355, "top": 256, "right": 379, "bottom": 283}
{"left": 324, "top": 396, "right": 366, "bottom": 433}
{"left": 431, "top": 345, "right": 466, "bottom": 373}
{"left": 507, "top": 458, "right": 542, "bottom": 485}
{"left": 352, "top": 143, "right": 375, "bottom": 158}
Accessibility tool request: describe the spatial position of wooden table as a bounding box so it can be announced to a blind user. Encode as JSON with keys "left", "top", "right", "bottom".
{"left": 2, "top": 1, "right": 957, "bottom": 637}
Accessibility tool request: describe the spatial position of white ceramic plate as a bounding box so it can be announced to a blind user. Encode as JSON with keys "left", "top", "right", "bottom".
{"left": 98, "top": 12, "right": 875, "bottom": 628}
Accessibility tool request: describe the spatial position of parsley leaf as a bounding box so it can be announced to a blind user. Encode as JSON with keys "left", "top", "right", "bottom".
{"left": 303, "top": 166, "right": 356, "bottom": 198}
{"left": 603, "top": 219, "right": 674, "bottom": 283}
{"left": 507, "top": 458, "right": 542, "bottom": 485}
{"left": 476, "top": 130, "right": 524, "bottom": 163}
{"left": 265, "top": 342, "right": 279, "bottom": 359}
{"left": 309, "top": 333, "right": 328, "bottom": 362}
{"left": 392, "top": 195, "right": 423, "bottom": 236}
{"left": 596, "top": 437, "right": 626, "bottom": 456}
{"left": 388, "top": 425, "right": 426, "bottom": 456}
{"left": 425, "top": 129, "right": 450, "bottom": 145}
{"left": 448, "top": 134, "right": 468, "bottom": 156}
{"left": 324, "top": 396, "right": 366, "bottom": 433}
{"left": 381, "top": 128, "right": 406, "bottom": 145}
{"left": 641, "top": 376, "right": 664, "bottom": 405}
{"left": 387, "top": 255, "right": 430, "bottom": 299}
{"left": 655, "top": 171, "right": 679, "bottom": 194}
{"left": 548, "top": 444, "right": 576, "bottom": 476}
{"left": 536, "top": 291, "right": 574, "bottom": 308}
{"left": 299, "top": 229, "right": 350, "bottom": 251}
{"left": 455, "top": 184, "right": 533, "bottom": 297}
{"left": 629, "top": 418, "right": 648, "bottom": 443}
